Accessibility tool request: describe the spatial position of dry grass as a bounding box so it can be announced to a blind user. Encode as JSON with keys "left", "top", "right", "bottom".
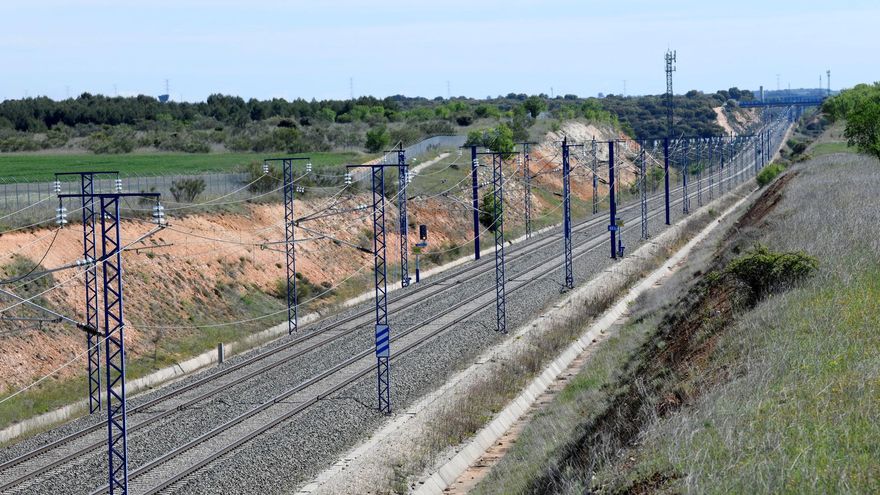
{"left": 372, "top": 191, "right": 744, "bottom": 494}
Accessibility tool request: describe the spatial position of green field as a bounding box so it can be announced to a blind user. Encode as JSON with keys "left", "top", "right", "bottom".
{"left": 0, "top": 151, "right": 368, "bottom": 182}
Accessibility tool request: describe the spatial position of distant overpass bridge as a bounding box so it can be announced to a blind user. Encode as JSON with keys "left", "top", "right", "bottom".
{"left": 739, "top": 95, "right": 828, "bottom": 108}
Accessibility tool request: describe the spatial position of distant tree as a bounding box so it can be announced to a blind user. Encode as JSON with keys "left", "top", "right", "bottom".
{"left": 523, "top": 96, "right": 547, "bottom": 118}
{"left": 479, "top": 193, "right": 502, "bottom": 232}
{"left": 169, "top": 178, "right": 206, "bottom": 202}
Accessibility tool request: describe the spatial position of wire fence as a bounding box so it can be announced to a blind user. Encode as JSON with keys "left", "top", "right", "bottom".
{"left": 0, "top": 135, "right": 469, "bottom": 229}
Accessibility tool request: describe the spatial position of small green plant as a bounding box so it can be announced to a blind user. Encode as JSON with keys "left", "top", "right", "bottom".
{"left": 169, "top": 178, "right": 206, "bottom": 202}
{"left": 725, "top": 244, "right": 818, "bottom": 298}
{"left": 479, "top": 193, "right": 501, "bottom": 232}
{"left": 756, "top": 162, "right": 785, "bottom": 187}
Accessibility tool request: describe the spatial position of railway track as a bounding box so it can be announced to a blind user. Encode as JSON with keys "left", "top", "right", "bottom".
{"left": 0, "top": 127, "right": 786, "bottom": 494}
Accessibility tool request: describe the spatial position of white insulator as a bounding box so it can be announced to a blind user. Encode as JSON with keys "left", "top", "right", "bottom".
{"left": 115, "top": 178, "right": 123, "bottom": 193}
{"left": 262, "top": 162, "right": 269, "bottom": 174}
{"left": 296, "top": 186, "right": 305, "bottom": 193}
{"left": 306, "top": 162, "right": 313, "bottom": 173}
{"left": 53, "top": 180, "right": 62, "bottom": 194}
{"left": 152, "top": 203, "right": 166, "bottom": 226}
{"left": 344, "top": 173, "right": 352, "bottom": 185}
{"left": 55, "top": 206, "right": 68, "bottom": 226}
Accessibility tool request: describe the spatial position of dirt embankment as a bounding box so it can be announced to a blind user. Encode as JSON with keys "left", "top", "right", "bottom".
{"left": 527, "top": 174, "right": 795, "bottom": 494}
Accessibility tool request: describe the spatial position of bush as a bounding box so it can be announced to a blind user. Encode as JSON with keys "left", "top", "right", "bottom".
{"left": 479, "top": 193, "right": 501, "bottom": 232}
{"left": 725, "top": 244, "right": 818, "bottom": 298}
{"left": 756, "top": 162, "right": 785, "bottom": 187}
{"left": 244, "top": 161, "right": 282, "bottom": 193}
{"left": 365, "top": 125, "right": 389, "bottom": 152}
{"left": 169, "top": 178, "right": 206, "bottom": 202}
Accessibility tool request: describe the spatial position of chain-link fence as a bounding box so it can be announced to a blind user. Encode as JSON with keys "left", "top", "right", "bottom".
{"left": 0, "top": 135, "right": 468, "bottom": 228}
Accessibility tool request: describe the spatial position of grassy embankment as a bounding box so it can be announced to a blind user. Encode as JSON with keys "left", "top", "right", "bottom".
{"left": 472, "top": 148, "right": 880, "bottom": 493}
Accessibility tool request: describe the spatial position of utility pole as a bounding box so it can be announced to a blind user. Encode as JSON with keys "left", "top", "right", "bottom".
{"left": 608, "top": 141, "right": 619, "bottom": 259}
{"left": 58, "top": 191, "right": 163, "bottom": 495}
{"left": 469, "top": 145, "right": 481, "bottom": 260}
{"left": 827, "top": 69, "right": 831, "bottom": 95}
{"left": 345, "top": 162, "right": 402, "bottom": 414}
{"left": 54, "top": 171, "right": 121, "bottom": 414}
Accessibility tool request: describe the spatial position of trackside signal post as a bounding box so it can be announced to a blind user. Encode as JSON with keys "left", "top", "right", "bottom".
{"left": 264, "top": 157, "right": 312, "bottom": 335}
{"left": 55, "top": 170, "right": 120, "bottom": 414}
{"left": 347, "top": 162, "right": 403, "bottom": 414}
{"left": 59, "top": 191, "right": 162, "bottom": 495}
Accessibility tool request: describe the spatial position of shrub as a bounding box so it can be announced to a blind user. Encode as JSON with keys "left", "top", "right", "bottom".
{"left": 169, "top": 178, "right": 206, "bottom": 202}
{"left": 725, "top": 244, "right": 818, "bottom": 298}
{"left": 365, "top": 125, "right": 389, "bottom": 152}
{"left": 756, "top": 162, "right": 785, "bottom": 187}
{"left": 245, "top": 161, "right": 282, "bottom": 193}
{"left": 479, "top": 193, "right": 501, "bottom": 232}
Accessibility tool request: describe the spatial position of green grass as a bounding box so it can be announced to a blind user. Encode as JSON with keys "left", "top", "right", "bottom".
{"left": 0, "top": 151, "right": 365, "bottom": 182}
{"left": 810, "top": 141, "right": 856, "bottom": 157}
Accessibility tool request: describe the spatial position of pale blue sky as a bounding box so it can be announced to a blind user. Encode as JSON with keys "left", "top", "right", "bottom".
{"left": 1, "top": 0, "right": 876, "bottom": 102}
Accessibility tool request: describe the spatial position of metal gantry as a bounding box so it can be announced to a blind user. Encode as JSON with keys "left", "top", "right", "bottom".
{"left": 55, "top": 171, "right": 120, "bottom": 414}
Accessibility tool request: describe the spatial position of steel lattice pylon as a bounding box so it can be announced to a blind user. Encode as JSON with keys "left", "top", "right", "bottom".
{"left": 639, "top": 143, "right": 648, "bottom": 240}
{"left": 664, "top": 137, "right": 671, "bottom": 225}
{"left": 59, "top": 189, "right": 160, "bottom": 495}
{"left": 282, "top": 159, "right": 298, "bottom": 335}
{"left": 82, "top": 175, "right": 101, "bottom": 413}
{"left": 707, "top": 138, "right": 715, "bottom": 201}
{"left": 591, "top": 139, "right": 599, "bottom": 215}
{"left": 682, "top": 140, "right": 690, "bottom": 214}
{"left": 56, "top": 170, "right": 121, "bottom": 414}
{"left": 491, "top": 153, "right": 507, "bottom": 333}
{"left": 561, "top": 138, "right": 573, "bottom": 290}
{"left": 371, "top": 165, "right": 391, "bottom": 414}
{"left": 396, "top": 146, "right": 410, "bottom": 288}
{"left": 697, "top": 139, "right": 703, "bottom": 207}
{"left": 100, "top": 196, "right": 128, "bottom": 494}
{"left": 521, "top": 143, "right": 533, "bottom": 238}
